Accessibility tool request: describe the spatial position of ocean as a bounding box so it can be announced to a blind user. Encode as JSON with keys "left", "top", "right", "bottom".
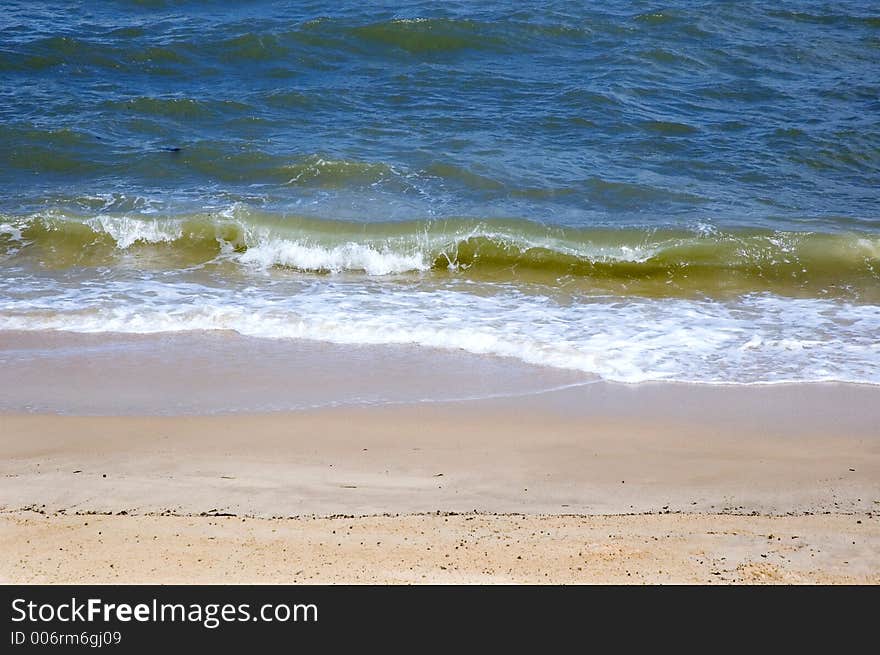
{"left": 1, "top": 0, "right": 878, "bottom": 386}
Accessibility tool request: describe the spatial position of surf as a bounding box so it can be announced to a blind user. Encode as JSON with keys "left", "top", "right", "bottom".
{"left": 2, "top": 209, "right": 878, "bottom": 300}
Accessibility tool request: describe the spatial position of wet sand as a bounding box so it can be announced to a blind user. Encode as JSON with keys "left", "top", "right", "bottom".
{"left": 1, "top": 376, "right": 879, "bottom": 583}
{"left": 2, "top": 383, "right": 879, "bottom": 517}
{"left": 2, "top": 333, "right": 879, "bottom": 584}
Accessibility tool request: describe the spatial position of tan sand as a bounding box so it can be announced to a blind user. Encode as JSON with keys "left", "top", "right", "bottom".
{"left": 1, "top": 511, "right": 877, "bottom": 584}
{"left": 2, "top": 385, "right": 879, "bottom": 517}
{"left": 1, "top": 383, "right": 878, "bottom": 583}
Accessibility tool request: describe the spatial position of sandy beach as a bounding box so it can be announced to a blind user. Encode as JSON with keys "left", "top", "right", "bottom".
{"left": 2, "top": 1, "right": 880, "bottom": 594}
{"left": 2, "top": 357, "right": 878, "bottom": 584}
{"left": 3, "top": 512, "right": 877, "bottom": 584}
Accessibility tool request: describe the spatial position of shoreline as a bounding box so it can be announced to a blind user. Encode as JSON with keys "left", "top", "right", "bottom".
{"left": 2, "top": 325, "right": 880, "bottom": 416}
{"left": 2, "top": 334, "right": 878, "bottom": 584}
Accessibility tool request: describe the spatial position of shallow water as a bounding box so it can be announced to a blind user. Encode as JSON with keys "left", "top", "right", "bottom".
{"left": 1, "top": 1, "right": 878, "bottom": 384}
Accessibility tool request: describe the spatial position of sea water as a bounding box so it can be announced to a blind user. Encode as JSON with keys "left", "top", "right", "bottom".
{"left": 1, "top": 1, "right": 878, "bottom": 385}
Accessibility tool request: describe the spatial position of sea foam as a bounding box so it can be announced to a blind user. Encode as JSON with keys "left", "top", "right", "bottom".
{"left": 1, "top": 273, "right": 878, "bottom": 385}
{"left": 238, "top": 239, "right": 428, "bottom": 274}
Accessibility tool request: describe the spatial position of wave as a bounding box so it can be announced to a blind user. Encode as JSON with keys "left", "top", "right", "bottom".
{"left": 2, "top": 210, "right": 879, "bottom": 298}
{"left": 1, "top": 274, "right": 878, "bottom": 385}
{"left": 239, "top": 240, "right": 428, "bottom": 276}
{"left": 103, "top": 96, "right": 253, "bottom": 120}
{"left": 0, "top": 16, "right": 594, "bottom": 74}
{"left": 282, "top": 155, "right": 397, "bottom": 187}
{"left": 0, "top": 35, "right": 193, "bottom": 75}
{"left": 348, "top": 18, "right": 510, "bottom": 54}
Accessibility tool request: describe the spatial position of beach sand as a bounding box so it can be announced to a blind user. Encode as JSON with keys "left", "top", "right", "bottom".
{"left": 3, "top": 512, "right": 877, "bottom": 584}
{"left": 1, "top": 365, "right": 879, "bottom": 584}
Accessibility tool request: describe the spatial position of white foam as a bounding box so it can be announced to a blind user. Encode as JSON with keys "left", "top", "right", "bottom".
{"left": 83, "top": 215, "right": 182, "bottom": 248}
{"left": 1, "top": 273, "right": 878, "bottom": 385}
{"left": 856, "top": 237, "right": 880, "bottom": 259}
{"left": 0, "top": 222, "right": 26, "bottom": 259}
{"left": 238, "top": 239, "right": 429, "bottom": 274}
{"left": 0, "top": 222, "right": 23, "bottom": 241}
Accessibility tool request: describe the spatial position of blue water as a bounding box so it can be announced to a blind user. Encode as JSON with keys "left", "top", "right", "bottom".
{"left": 2, "top": 0, "right": 878, "bottom": 228}
{"left": 1, "top": 1, "right": 879, "bottom": 385}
